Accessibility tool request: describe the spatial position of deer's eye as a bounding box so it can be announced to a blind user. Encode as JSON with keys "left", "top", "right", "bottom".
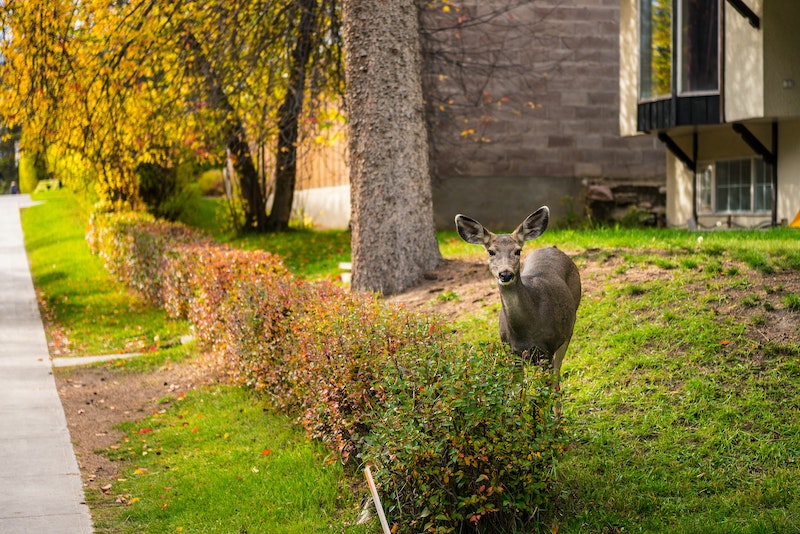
{"left": 514, "top": 249, "right": 521, "bottom": 256}
{"left": 488, "top": 250, "right": 496, "bottom": 256}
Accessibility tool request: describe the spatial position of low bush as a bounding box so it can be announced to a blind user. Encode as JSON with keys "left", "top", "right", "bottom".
{"left": 292, "top": 295, "right": 440, "bottom": 461}
{"left": 163, "top": 244, "right": 287, "bottom": 350}
{"left": 88, "top": 210, "right": 567, "bottom": 532}
{"left": 87, "top": 211, "right": 206, "bottom": 304}
{"left": 217, "top": 273, "right": 440, "bottom": 462}
{"left": 362, "top": 343, "right": 567, "bottom": 533}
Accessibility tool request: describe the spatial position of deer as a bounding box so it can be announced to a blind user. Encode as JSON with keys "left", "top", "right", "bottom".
{"left": 455, "top": 206, "right": 581, "bottom": 389}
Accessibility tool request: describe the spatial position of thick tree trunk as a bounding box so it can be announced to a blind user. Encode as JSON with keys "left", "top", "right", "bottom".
{"left": 266, "top": 0, "right": 318, "bottom": 231}
{"left": 342, "top": 0, "right": 441, "bottom": 295}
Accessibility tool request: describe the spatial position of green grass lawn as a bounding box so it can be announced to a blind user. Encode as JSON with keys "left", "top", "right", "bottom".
{"left": 24, "top": 189, "right": 800, "bottom": 532}
{"left": 22, "top": 190, "right": 369, "bottom": 533}
{"left": 21, "top": 189, "right": 191, "bottom": 356}
{"left": 178, "top": 196, "right": 352, "bottom": 279}
{"left": 559, "top": 247, "right": 800, "bottom": 533}
{"left": 91, "top": 384, "right": 366, "bottom": 534}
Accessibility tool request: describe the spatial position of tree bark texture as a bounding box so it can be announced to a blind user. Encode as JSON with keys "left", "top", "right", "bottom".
{"left": 342, "top": 0, "right": 441, "bottom": 295}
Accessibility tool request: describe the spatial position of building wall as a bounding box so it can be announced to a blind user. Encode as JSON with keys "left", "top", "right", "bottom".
{"left": 432, "top": 175, "right": 586, "bottom": 231}
{"left": 764, "top": 0, "right": 800, "bottom": 117}
{"left": 424, "top": 0, "right": 665, "bottom": 229}
{"left": 287, "top": 108, "right": 349, "bottom": 191}
{"left": 725, "top": 1, "right": 764, "bottom": 122}
{"left": 294, "top": 0, "right": 666, "bottom": 230}
{"left": 291, "top": 185, "right": 351, "bottom": 229}
{"left": 619, "top": 0, "right": 639, "bottom": 137}
{"left": 666, "top": 150, "right": 693, "bottom": 227}
{"left": 778, "top": 120, "right": 800, "bottom": 224}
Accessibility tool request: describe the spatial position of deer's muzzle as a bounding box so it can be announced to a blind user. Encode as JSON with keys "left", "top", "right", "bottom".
{"left": 498, "top": 270, "right": 515, "bottom": 284}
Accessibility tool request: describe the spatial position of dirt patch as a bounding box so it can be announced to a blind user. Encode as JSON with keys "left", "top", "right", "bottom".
{"left": 386, "top": 258, "right": 500, "bottom": 320}
{"left": 384, "top": 250, "right": 665, "bottom": 318}
{"left": 54, "top": 358, "right": 220, "bottom": 495}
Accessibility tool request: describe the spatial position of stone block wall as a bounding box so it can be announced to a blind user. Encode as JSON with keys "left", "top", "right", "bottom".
{"left": 422, "top": 0, "right": 666, "bottom": 228}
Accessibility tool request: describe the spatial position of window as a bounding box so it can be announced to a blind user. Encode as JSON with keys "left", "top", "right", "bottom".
{"left": 716, "top": 159, "right": 751, "bottom": 212}
{"left": 640, "top": 0, "right": 673, "bottom": 99}
{"left": 697, "top": 158, "right": 773, "bottom": 214}
{"left": 639, "top": 0, "right": 718, "bottom": 99}
{"left": 753, "top": 159, "right": 773, "bottom": 211}
{"left": 698, "top": 163, "right": 713, "bottom": 212}
{"left": 679, "top": 0, "right": 718, "bottom": 94}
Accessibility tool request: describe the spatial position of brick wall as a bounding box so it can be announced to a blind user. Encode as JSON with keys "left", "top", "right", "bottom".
{"left": 290, "top": 0, "right": 667, "bottom": 229}
{"left": 422, "top": 0, "right": 666, "bottom": 227}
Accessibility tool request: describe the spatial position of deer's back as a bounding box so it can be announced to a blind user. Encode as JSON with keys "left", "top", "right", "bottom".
{"left": 521, "top": 246, "right": 581, "bottom": 308}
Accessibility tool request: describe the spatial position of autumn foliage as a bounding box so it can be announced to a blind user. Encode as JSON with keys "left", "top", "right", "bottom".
{"left": 88, "top": 212, "right": 568, "bottom": 532}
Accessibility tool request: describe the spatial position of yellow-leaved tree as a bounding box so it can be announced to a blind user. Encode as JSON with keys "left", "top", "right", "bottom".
{"left": 0, "top": 0, "right": 343, "bottom": 227}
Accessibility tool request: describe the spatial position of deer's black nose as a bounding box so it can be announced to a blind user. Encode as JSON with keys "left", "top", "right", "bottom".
{"left": 498, "top": 270, "right": 515, "bottom": 284}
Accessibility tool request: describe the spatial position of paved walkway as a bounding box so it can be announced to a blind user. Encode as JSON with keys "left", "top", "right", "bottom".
{"left": 0, "top": 195, "right": 93, "bottom": 533}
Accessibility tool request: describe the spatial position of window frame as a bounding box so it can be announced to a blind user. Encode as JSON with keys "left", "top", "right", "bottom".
{"left": 676, "top": 0, "right": 720, "bottom": 97}
{"left": 637, "top": 0, "right": 722, "bottom": 131}
{"left": 696, "top": 157, "right": 774, "bottom": 215}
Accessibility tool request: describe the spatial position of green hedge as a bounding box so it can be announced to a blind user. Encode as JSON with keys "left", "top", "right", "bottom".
{"left": 88, "top": 211, "right": 568, "bottom": 532}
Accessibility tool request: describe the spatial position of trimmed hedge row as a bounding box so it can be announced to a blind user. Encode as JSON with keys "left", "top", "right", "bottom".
{"left": 88, "top": 211, "right": 568, "bottom": 533}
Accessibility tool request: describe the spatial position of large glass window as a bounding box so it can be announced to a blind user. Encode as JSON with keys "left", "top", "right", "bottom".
{"left": 697, "top": 158, "right": 773, "bottom": 214}
{"left": 753, "top": 159, "right": 772, "bottom": 211}
{"left": 716, "top": 159, "right": 750, "bottom": 212}
{"left": 679, "top": 0, "right": 718, "bottom": 94}
{"left": 640, "top": 0, "right": 673, "bottom": 99}
{"left": 640, "top": 0, "right": 718, "bottom": 100}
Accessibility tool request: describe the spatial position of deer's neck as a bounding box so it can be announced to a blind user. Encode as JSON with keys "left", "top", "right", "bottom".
{"left": 498, "top": 278, "right": 550, "bottom": 356}
{"left": 499, "top": 278, "right": 537, "bottom": 326}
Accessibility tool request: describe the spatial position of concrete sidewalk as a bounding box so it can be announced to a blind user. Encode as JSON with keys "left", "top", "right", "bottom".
{"left": 0, "top": 195, "right": 93, "bottom": 533}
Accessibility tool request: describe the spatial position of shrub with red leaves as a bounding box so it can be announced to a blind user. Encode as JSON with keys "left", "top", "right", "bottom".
{"left": 87, "top": 211, "right": 568, "bottom": 533}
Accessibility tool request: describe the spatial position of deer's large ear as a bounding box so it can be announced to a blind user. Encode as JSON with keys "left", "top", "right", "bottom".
{"left": 455, "top": 214, "right": 491, "bottom": 245}
{"left": 515, "top": 206, "right": 550, "bottom": 242}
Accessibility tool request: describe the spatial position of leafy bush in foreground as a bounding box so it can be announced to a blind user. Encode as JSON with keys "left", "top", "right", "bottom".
{"left": 88, "top": 210, "right": 567, "bottom": 532}
{"left": 363, "top": 344, "right": 567, "bottom": 533}
{"left": 292, "top": 298, "right": 440, "bottom": 462}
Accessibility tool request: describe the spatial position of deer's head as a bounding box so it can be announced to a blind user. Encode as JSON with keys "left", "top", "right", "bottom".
{"left": 455, "top": 207, "right": 550, "bottom": 286}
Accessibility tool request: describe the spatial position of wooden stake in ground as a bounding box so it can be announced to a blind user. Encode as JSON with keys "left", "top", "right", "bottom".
{"left": 364, "top": 466, "right": 391, "bottom": 534}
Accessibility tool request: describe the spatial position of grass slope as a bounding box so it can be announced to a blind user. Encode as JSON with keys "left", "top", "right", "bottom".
{"left": 426, "top": 228, "right": 800, "bottom": 532}
{"left": 22, "top": 189, "right": 190, "bottom": 356}
{"left": 558, "top": 240, "right": 800, "bottom": 533}
{"left": 22, "top": 190, "right": 368, "bottom": 533}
